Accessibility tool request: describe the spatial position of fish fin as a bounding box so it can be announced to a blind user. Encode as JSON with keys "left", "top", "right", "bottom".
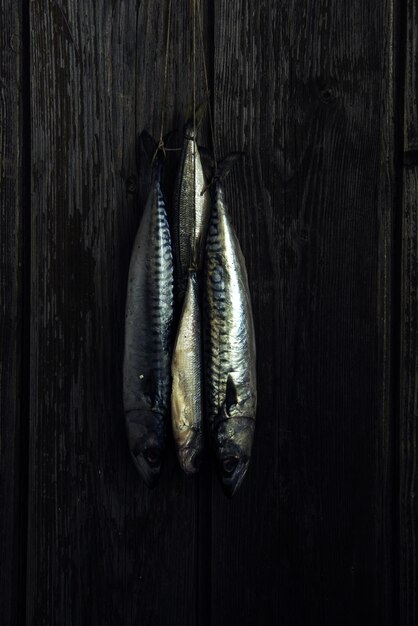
{"left": 194, "top": 100, "right": 208, "bottom": 128}
{"left": 200, "top": 152, "right": 244, "bottom": 194}
{"left": 185, "top": 102, "right": 193, "bottom": 123}
{"left": 163, "top": 128, "right": 181, "bottom": 150}
{"left": 216, "top": 152, "right": 244, "bottom": 181}
{"left": 225, "top": 375, "right": 239, "bottom": 415}
{"left": 199, "top": 146, "right": 215, "bottom": 181}
{"left": 135, "top": 132, "right": 145, "bottom": 173}
{"left": 139, "top": 130, "right": 159, "bottom": 163}
{"left": 185, "top": 100, "right": 208, "bottom": 130}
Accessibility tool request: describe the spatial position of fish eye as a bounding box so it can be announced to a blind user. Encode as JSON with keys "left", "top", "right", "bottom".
{"left": 143, "top": 447, "right": 160, "bottom": 467}
{"left": 222, "top": 457, "right": 239, "bottom": 475}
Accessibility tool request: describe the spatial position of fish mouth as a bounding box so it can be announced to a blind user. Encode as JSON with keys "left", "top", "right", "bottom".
{"left": 177, "top": 446, "right": 203, "bottom": 475}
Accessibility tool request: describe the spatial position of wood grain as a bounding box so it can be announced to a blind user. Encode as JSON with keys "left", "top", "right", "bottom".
{"left": 400, "top": 3, "right": 418, "bottom": 624}
{"left": 28, "top": 1, "right": 209, "bottom": 624}
{"left": 0, "top": 2, "right": 26, "bottom": 625}
{"left": 400, "top": 173, "right": 418, "bottom": 626}
{"left": 1, "top": 1, "right": 411, "bottom": 624}
{"left": 212, "top": 1, "right": 395, "bottom": 625}
{"left": 404, "top": 0, "right": 418, "bottom": 151}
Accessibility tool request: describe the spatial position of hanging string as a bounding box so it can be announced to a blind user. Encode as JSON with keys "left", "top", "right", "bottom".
{"left": 154, "top": 0, "right": 217, "bottom": 169}
{"left": 160, "top": 0, "right": 172, "bottom": 145}
{"left": 196, "top": 0, "right": 218, "bottom": 170}
{"left": 153, "top": 0, "right": 173, "bottom": 162}
{"left": 192, "top": 0, "right": 197, "bottom": 265}
{"left": 192, "top": 0, "right": 197, "bottom": 141}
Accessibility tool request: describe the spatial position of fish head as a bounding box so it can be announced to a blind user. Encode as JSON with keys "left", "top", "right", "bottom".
{"left": 177, "top": 432, "right": 204, "bottom": 475}
{"left": 125, "top": 409, "right": 166, "bottom": 488}
{"left": 214, "top": 417, "right": 255, "bottom": 497}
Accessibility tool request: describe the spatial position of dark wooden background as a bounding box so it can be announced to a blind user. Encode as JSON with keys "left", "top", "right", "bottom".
{"left": 1, "top": 0, "right": 417, "bottom": 625}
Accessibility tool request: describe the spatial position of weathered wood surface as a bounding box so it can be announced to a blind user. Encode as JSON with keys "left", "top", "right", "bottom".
{"left": 0, "top": 0, "right": 415, "bottom": 625}
{"left": 0, "top": 2, "right": 26, "bottom": 625}
{"left": 401, "top": 2, "right": 418, "bottom": 619}
{"left": 28, "top": 1, "right": 209, "bottom": 624}
{"left": 404, "top": 0, "right": 418, "bottom": 151}
{"left": 400, "top": 167, "right": 418, "bottom": 626}
{"left": 212, "top": 1, "right": 395, "bottom": 625}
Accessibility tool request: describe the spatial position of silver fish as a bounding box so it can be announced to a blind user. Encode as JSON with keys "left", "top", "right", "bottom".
{"left": 204, "top": 178, "right": 257, "bottom": 497}
{"left": 171, "top": 271, "right": 204, "bottom": 474}
{"left": 172, "top": 117, "right": 210, "bottom": 302}
{"left": 123, "top": 143, "right": 174, "bottom": 488}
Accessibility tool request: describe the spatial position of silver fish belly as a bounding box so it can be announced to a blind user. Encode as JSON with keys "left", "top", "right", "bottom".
{"left": 171, "top": 271, "right": 204, "bottom": 474}
{"left": 123, "top": 179, "right": 174, "bottom": 487}
{"left": 204, "top": 184, "right": 257, "bottom": 497}
{"left": 172, "top": 123, "right": 210, "bottom": 300}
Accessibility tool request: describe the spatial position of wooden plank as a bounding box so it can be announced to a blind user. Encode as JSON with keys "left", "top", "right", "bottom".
{"left": 401, "top": 4, "right": 418, "bottom": 621}
{"left": 0, "top": 2, "right": 26, "bottom": 625}
{"left": 27, "top": 1, "right": 210, "bottom": 624}
{"left": 211, "top": 1, "right": 395, "bottom": 625}
{"left": 400, "top": 167, "right": 418, "bottom": 625}
{"left": 404, "top": 0, "right": 418, "bottom": 151}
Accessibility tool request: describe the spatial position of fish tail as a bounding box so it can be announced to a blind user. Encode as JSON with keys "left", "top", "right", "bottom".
{"left": 199, "top": 146, "right": 215, "bottom": 183}
{"left": 185, "top": 100, "right": 208, "bottom": 132}
{"left": 138, "top": 130, "right": 167, "bottom": 179}
{"left": 200, "top": 150, "right": 244, "bottom": 193}
{"left": 215, "top": 152, "right": 244, "bottom": 181}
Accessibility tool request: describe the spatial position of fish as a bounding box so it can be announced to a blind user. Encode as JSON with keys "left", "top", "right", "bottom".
{"left": 123, "top": 132, "right": 174, "bottom": 488}
{"left": 171, "top": 271, "right": 204, "bottom": 474}
{"left": 203, "top": 155, "right": 257, "bottom": 497}
{"left": 172, "top": 106, "right": 211, "bottom": 304}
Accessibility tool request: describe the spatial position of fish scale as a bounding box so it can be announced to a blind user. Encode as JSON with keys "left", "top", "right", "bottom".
{"left": 204, "top": 182, "right": 257, "bottom": 497}
{"left": 171, "top": 271, "right": 204, "bottom": 474}
{"left": 172, "top": 122, "right": 210, "bottom": 302}
{"left": 125, "top": 184, "right": 173, "bottom": 407}
{"left": 170, "top": 118, "right": 210, "bottom": 474}
{"left": 123, "top": 175, "right": 174, "bottom": 487}
{"left": 148, "top": 193, "right": 172, "bottom": 409}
